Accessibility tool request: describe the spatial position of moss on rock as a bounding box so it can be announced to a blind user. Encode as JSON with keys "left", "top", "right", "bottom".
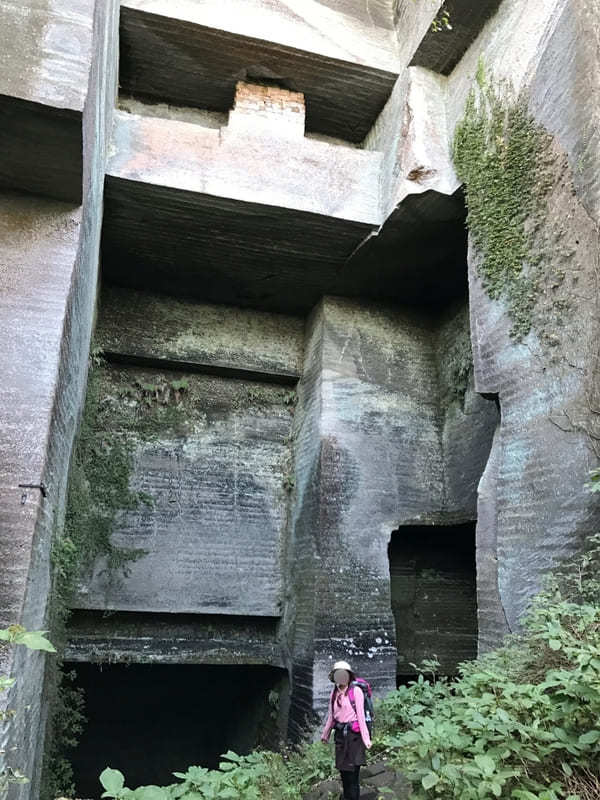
{"left": 452, "top": 65, "right": 558, "bottom": 340}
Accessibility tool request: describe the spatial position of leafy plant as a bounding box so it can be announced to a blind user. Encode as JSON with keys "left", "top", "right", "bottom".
{"left": 371, "top": 534, "right": 600, "bottom": 799}
{"left": 431, "top": 4, "right": 452, "bottom": 32}
{"left": 98, "top": 741, "right": 336, "bottom": 800}
{"left": 0, "top": 627, "right": 56, "bottom": 797}
{"left": 452, "top": 62, "right": 560, "bottom": 340}
{"left": 0, "top": 626, "right": 56, "bottom": 652}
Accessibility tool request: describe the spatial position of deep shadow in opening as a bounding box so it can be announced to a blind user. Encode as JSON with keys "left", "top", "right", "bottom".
{"left": 67, "top": 662, "right": 288, "bottom": 798}
{"left": 395, "top": 673, "right": 420, "bottom": 689}
{"left": 388, "top": 523, "right": 477, "bottom": 682}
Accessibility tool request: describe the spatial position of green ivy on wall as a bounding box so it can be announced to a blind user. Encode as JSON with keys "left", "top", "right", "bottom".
{"left": 41, "top": 353, "right": 151, "bottom": 800}
{"left": 452, "top": 63, "right": 557, "bottom": 341}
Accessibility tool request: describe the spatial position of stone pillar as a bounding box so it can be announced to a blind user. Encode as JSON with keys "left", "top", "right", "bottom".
{"left": 0, "top": 1, "right": 119, "bottom": 796}
{"left": 289, "top": 298, "right": 443, "bottom": 724}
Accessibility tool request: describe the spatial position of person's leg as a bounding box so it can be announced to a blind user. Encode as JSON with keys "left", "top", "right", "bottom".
{"left": 350, "top": 766, "right": 360, "bottom": 800}
{"left": 340, "top": 769, "right": 350, "bottom": 799}
{"left": 340, "top": 767, "right": 360, "bottom": 800}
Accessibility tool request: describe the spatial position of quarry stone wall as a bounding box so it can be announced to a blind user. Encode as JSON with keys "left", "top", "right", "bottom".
{"left": 0, "top": 0, "right": 598, "bottom": 793}
{"left": 446, "top": 0, "right": 600, "bottom": 644}
{"left": 0, "top": 0, "right": 119, "bottom": 795}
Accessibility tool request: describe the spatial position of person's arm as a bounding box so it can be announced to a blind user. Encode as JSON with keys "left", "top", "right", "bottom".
{"left": 353, "top": 686, "right": 372, "bottom": 749}
{"left": 320, "top": 691, "right": 334, "bottom": 742}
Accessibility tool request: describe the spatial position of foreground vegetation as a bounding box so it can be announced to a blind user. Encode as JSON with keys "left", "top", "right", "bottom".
{"left": 0, "top": 627, "right": 57, "bottom": 796}
{"left": 374, "top": 536, "right": 600, "bottom": 800}
{"left": 96, "top": 527, "right": 600, "bottom": 800}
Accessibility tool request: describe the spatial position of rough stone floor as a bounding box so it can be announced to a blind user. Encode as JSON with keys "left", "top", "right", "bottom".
{"left": 303, "top": 761, "right": 409, "bottom": 799}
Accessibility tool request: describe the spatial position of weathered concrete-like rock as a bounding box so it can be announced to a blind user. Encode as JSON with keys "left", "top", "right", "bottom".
{"left": 73, "top": 367, "right": 294, "bottom": 617}
{"left": 0, "top": 0, "right": 99, "bottom": 201}
{"left": 0, "top": 1, "right": 119, "bottom": 794}
{"left": 446, "top": 0, "right": 600, "bottom": 640}
{"left": 97, "top": 286, "right": 304, "bottom": 382}
{"left": 288, "top": 297, "right": 496, "bottom": 731}
{"left": 119, "top": 0, "right": 399, "bottom": 142}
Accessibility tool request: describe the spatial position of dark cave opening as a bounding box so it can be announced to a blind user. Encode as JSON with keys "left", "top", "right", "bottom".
{"left": 66, "top": 662, "right": 288, "bottom": 798}
{"left": 388, "top": 523, "right": 477, "bottom": 681}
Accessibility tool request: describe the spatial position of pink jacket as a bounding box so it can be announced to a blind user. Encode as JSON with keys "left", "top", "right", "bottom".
{"left": 320, "top": 685, "right": 372, "bottom": 748}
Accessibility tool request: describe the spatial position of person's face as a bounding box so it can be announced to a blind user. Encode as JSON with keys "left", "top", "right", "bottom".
{"left": 333, "top": 669, "right": 350, "bottom": 688}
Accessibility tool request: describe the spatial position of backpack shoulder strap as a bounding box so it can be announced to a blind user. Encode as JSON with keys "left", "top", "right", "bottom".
{"left": 348, "top": 682, "right": 363, "bottom": 712}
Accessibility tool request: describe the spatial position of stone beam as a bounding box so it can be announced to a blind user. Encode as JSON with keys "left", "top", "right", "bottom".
{"left": 102, "top": 81, "right": 474, "bottom": 314}
{"left": 119, "top": 1, "right": 399, "bottom": 142}
{"left": 102, "top": 89, "right": 381, "bottom": 314}
{"left": 105, "top": 91, "right": 382, "bottom": 222}
{"left": 64, "top": 612, "right": 284, "bottom": 667}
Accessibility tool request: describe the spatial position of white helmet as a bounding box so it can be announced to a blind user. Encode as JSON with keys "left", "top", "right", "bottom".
{"left": 328, "top": 660, "right": 355, "bottom": 682}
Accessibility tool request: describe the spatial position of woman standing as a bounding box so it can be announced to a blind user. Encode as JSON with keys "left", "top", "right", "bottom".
{"left": 320, "top": 660, "right": 371, "bottom": 800}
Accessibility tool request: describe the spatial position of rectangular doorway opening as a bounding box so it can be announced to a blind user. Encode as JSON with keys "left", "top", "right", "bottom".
{"left": 66, "top": 662, "right": 288, "bottom": 797}
{"left": 388, "top": 523, "right": 477, "bottom": 684}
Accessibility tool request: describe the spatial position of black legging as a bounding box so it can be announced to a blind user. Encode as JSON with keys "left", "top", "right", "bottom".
{"left": 340, "top": 766, "right": 360, "bottom": 800}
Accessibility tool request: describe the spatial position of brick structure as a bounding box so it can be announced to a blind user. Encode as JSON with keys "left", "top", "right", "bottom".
{"left": 228, "top": 82, "right": 305, "bottom": 139}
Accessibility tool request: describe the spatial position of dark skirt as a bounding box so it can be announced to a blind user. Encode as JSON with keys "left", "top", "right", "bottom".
{"left": 334, "top": 728, "right": 367, "bottom": 771}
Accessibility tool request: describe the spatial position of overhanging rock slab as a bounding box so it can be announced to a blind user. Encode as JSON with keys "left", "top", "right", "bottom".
{"left": 65, "top": 611, "right": 284, "bottom": 666}
{"left": 119, "top": 0, "right": 399, "bottom": 142}
{"left": 102, "top": 106, "right": 381, "bottom": 313}
{"left": 343, "top": 188, "right": 468, "bottom": 308}
{"left": 102, "top": 180, "right": 376, "bottom": 314}
{"left": 0, "top": 0, "right": 97, "bottom": 201}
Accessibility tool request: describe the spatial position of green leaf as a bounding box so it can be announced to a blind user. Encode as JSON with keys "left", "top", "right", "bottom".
{"left": 0, "top": 676, "right": 15, "bottom": 691}
{"left": 16, "top": 630, "right": 56, "bottom": 652}
{"left": 474, "top": 754, "right": 495, "bottom": 776}
{"left": 548, "top": 639, "right": 562, "bottom": 651}
{"left": 578, "top": 730, "right": 600, "bottom": 745}
{"left": 100, "top": 767, "right": 126, "bottom": 797}
{"left": 421, "top": 772, "right": 439, "bottom": 790}
{"left": 131, "top": 786, "right": 169, "bottom": 800}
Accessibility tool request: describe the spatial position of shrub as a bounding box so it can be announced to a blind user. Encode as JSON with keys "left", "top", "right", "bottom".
{"left": 373, "top": 536, "right": 600, "bottom": 799}
{"left": 98, "top": 742, "right": 336, "bottom": 800}
{"left": 0, "top": 627, "right": 56, "bottom": 797}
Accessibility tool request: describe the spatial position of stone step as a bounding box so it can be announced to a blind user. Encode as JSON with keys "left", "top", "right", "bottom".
{"left": 119, "top": 0, "right": 400, "bottom": 143}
